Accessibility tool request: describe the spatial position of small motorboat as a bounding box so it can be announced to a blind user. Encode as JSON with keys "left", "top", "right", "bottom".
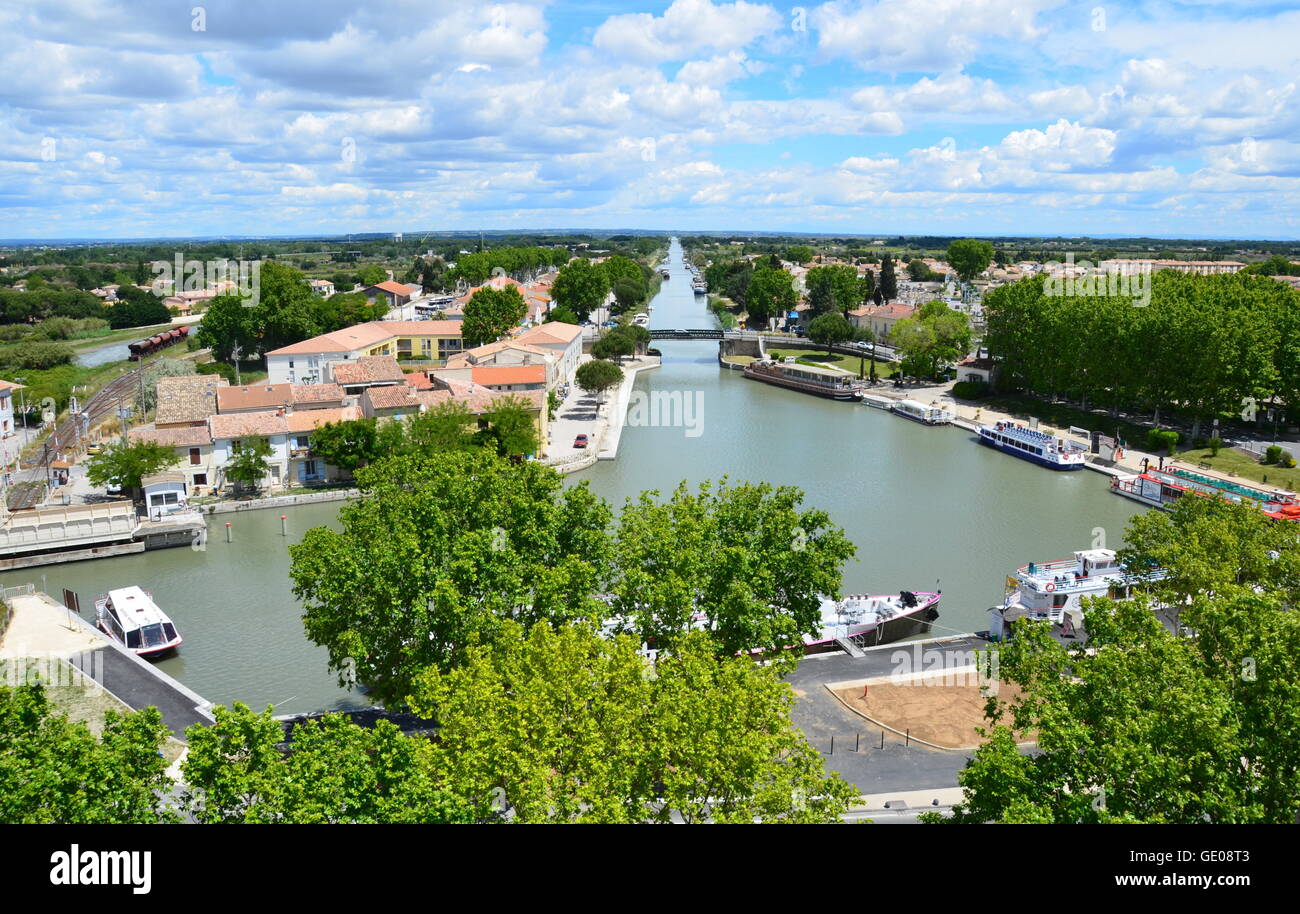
{"left": 95, "top": 586, "right": 183, "bottom": 658}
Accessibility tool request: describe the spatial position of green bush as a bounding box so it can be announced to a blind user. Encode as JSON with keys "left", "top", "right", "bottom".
{"left": 1146, "top": 429, "right": 1180, "bottom": 455}
{"left": 1208, "top": 436, "right": 1222, "bottom": 457}
{"left": 1264, "top": 445, "right": 1285, "bottom": 465}
{"left": 0, "top": 340, "right": 75, "bottom": 370}
{"left": 951, "top": 380, "right": 990, "bottom": 400}
{"left": 196, "top": 361, "right": 236, "bottom": 383}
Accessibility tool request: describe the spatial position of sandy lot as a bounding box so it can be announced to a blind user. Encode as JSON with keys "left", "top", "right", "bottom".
{"left": 832, "top": 680, "right": 1032, "bottom": 749}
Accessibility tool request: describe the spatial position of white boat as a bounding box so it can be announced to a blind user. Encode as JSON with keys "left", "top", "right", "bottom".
{"left": 892, "top": 399, "right": 954, "bottom": 426}
{"left": 809, "top": 591, "right": 941, "bottom": 649}
{"left": 743, "top": 359, "right": 865, "bottom": 400}
{"left": 94, "top": 586, "right": 183, "bottom": 658}
{"left": 977, "top": 421, "right": 1086, "bottom": 470}
{"left": 996, "top": 548, "right": 1167, "bottom": 626}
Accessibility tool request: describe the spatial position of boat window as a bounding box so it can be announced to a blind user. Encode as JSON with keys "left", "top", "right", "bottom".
{"left": 126, "top": 629, "right": 141, "bottom": 648}
{"left": 140, "top": 624, "right": 168, "bottom": 648}
{"left": 163, "top": 623, "right": 178, "bottom": 641}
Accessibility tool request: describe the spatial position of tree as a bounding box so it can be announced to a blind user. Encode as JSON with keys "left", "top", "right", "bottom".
{"left": 807, "top": 312, "right": 854, "bottom": 353}
{"left": 878, "top": 254, "right": 898, "bottom": 301}
{"left": 409, "top": 622, "right": 858, "bottom": 823}
{"left": 785, "top": 245, "right": 815, "bottom": 265}
{"left": 552, "top": 259, "right": 610, "bottom": 322}
{"left": 935, "top": 498, "right": 1300, "bottom": 824}
{"left": 309, "top": 418, "right": 380, "bottom": 475}
{"left": 806, "top": 265, "right": 863, "bottom": 318}
{"left": 255, "top": 261, "right": 322, "bottom": 355}
{"left": 402, "top": 400, "right": 476, "bottom": 454}
{"left": 611, "top": 278, "right": 642, "bottom": 314}
{"left": 180, "top": 703, "right": 472, "bottom": 824}
{"left": 744, "top": 265, "right": 797, "bottom": 329}
{"left": 548, "top": 305, "right": 580, "bottom": 325}
{"left": 290, "top": 449, "right": 614, "bottom": 706}
{"left": 591, "top": 330, "right": 634, "bottom": 364}
{"left": 889, "top": 300, "right": 972, "bottom": 378}
{"left": 197, "top": 293, "right": 257, "bottom": 363}
{"left": 224, "top": 437, "right": 273, "bottom": 491}
{"left": 0, "top": 682, "right": 177, "bottom": 824}
{"left": 575, "top": 358, "right": 624, "bottom": 403}
{"left": 108, "top": 284, "right": 171, "bottom": 329}
{"left": 462, "top": 286, "right": 527, "bottom": 348}
{"left": 946, "top": 239, "right": 994, "bottom": 283}
{"left": 358, "top": 265, "right": 388, "bottom": 286}
{"left": 479, "top": 395, "right": 540, "bottom": 458}
{"left": 86, "top": 439, "right": 178, "bottom": 494}
{"left": 316, "top": 292, "right": 386, "bottom": 334}
{"left": 609, "top": 479, "right": 855, "bottom": 664}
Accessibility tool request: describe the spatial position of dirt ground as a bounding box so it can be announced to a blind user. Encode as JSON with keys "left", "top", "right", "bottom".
{"left": 833, "top": 680, "right": 1032, "bottom": 749}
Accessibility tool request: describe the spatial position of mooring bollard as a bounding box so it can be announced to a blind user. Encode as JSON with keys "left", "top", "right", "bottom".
{"left": 855, "top": 733, "right": 860, "bottom": 752}
{"left": 225, "top": 522, "right": 232, "bottom": 543}
{"left": 281, "top": 514, "right": 287, "bottom": 536}
{"left": 880, "top": 730, "right": 885, "bottom": 750}
{"left": 829, "top": 735, "right": 834, "bottom": 755}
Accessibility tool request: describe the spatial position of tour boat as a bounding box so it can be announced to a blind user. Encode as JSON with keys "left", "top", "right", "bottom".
{"left": 808, "top": 591, "right": 941, "bottom": 650}
{"left": 996, "top": 549, "right": 1166, "bottom": 625}
{"left": 1111, "top": 465, "right": 1300, "bottom": 520}
{"left": 743, "top": 359, "right": 864, "bottom": 400}
{"left": 94, "top": 586, "right": 183, "bottom": 658}
{"left": 977, "top": 421, "right": 1086, "bottom": 469}
{"left": 892, "top": 399, "right": 954, "bottom": 426}
{"left": 692, "top": 276, "right": 707, "bottom": 295}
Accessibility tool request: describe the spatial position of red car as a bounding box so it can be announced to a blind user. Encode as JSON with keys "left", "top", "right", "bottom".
{"left": 574, "top": 434, "right": 589, "bottom": 449}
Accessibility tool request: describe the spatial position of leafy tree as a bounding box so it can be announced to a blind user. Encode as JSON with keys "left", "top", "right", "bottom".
{"left": 86, "top": 439, "right": 178, "bottom": 493}
{"left": 878, "top": 254, "right": 898, "bottom": 301}
{"left": 358, "top": 265, "right": 388, "bottom": 286}
{"left": 181, "top": 703, "right": 472, "bottom": 824}
{"left": 807, "top": 312, "right": 854, "bottom": 353}
{"left": 196, "top": 293, "right": 258, "bottom": 363}
{"left": 785, "top": 245, "right": 815, "bottom": 265}
{"left": 744, "top": 265, "right": 797, "bottom": 329}
{"left": 0, "top": 682, "right": 177, "bottom": 824}
{"left": 945, "top": 239, "right": 995, "bottom": 283}
{"left": 256, "top": 262, "right": 321, "bottom": 354}
{"left": 224, "top": 437, "right": 274, "bottom": 491}
{"left": 552, "top": 259, "right": 610, "bottom": 322}
{"left": 806, "top": 265, "right": 863, "bottom": 318}
{"left": 611, "top": 278, "right": 643, "bottom": 314}
{"left": 462, "top": 286, "right": 527, "bottom": 348}
{"left": 575, "top": 358, "right": 624, "bottom": 403}
{"left": 316, "top": 292, "right": 386, "bottom": 334}
{"left": 290, "top": 449, "right": 614, "bottom": 706}
{"left": 609, "top": 479, "right": 855, "bottom": 664}
{"left": 309, "top": 418, "right": 380, "bottom": 475}
{"left": 409, "top": 622, "right": 858, "bottom": 823}
{"left": 479, "top": 395, "right": 540, "bottom": 458}
{"left": 592, "top": 329, "right": 634, "bottom": 364}
{"left": 889, "top": 300, "right": 972, "bottom": 378}
{"left": 402, "top": 400, "right": 476, "bottom": 454}
{"left": 549, "top": 305, "right": 579, "bottom": 325}
{"left": 108, "top": 284, "right": 171, "bottom": 328}
{"left": 937, "top": 498, "right": 1300, "bottom": 824}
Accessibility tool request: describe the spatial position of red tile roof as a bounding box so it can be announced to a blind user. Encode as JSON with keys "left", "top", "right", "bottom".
{"left": 332, "top": 356, "right": 406, "bottom": 386}
{"left": 216, "top": 383, "right": 294, "bottom": 413}
{"left": 471, "top": 364, "right": 547, "bottom": 387}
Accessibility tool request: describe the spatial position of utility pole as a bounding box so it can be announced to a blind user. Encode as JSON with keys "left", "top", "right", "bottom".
{"left": 232, "top": 343, "right": 242, "bottom": 386}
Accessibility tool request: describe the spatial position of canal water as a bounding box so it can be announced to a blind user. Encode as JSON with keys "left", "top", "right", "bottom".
{"left": 2, "top": 239, "right": 1143, "bottom": 715}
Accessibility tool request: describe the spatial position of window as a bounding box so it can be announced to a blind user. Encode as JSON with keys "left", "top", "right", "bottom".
{"left": 294, "top": 435, "right": 310, "bottom": 449}
{"left": 193, "top": 473, "right": 208, "bottom": 486}
{"left": 189, "top": 447, "right": 201, "bottom": 465}
{"left": 270, "top": 465, "right": 280, "bottom": 481}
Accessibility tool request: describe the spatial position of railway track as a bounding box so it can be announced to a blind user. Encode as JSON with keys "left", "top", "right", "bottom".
{"left": 45, "top": 360, "right": 155, "bottom": 456}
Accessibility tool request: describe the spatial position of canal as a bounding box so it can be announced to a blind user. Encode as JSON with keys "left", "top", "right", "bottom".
{"left": 2, "top": 239, "right": 1144, "bottom": 716}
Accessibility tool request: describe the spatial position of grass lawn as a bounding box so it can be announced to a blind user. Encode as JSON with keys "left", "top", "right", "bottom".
{"left": 69, "top": 320, "right": 194, "bottom": 351}
{"left": 1174, "top": 446, "right": 1300, "bottom": 491}
{"left": 766, "top": 349, "right": 896, "bottom": 378}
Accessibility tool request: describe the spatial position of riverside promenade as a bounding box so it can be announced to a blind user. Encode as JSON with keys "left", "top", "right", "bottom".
{"left": 544, "top": 353, "right": 661, "bottom": 474}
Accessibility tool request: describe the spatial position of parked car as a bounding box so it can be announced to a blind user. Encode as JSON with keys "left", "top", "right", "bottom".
{"left": 855, "top": 341, "right": 871, "bottom": 350}
{"left": 84, "top": 442, "right": 105, "bottom": 456}
{"left": 601, "top": 321, "right": 617, "bottom": 328}
{"left": 574, "top": 434, "right": 589, "bottom": 449}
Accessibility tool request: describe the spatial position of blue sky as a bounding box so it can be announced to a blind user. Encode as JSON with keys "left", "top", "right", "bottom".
{"left": 1, "top": 0, "right": 1298, "bottom": 239}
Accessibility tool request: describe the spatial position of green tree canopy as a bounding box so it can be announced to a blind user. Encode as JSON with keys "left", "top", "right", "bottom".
{"left": 86, "top": 439, "right": 178, "bottom": 492}
{"left": 552, "top": 259, "right": 610, "bottom": 322}
{"left": 224, "top": 436, "right": 274, "bottom": 491}
{"left": 744, "top": 265, "right": 797, "bottom": 329}
{"left": 945, "top": 239, "right": 995, "bottom": 283}
{"left": 575, "top": 358, "right": 624, "bottom": 401}
{"left": 807, "top": 312, "right": 855, "bottom": 353}
{"left": 409, "top": 622, "right": 858, "bottom": 823}
{"left": 462, "top": 286, "right": 527, "bottom": 348}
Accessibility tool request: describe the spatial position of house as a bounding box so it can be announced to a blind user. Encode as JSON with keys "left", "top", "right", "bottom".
{"left": 209, "top": 412, "right": 291, "bottom": 492}
{"left": 216, "top": 384, "right": 295, "bottom": 414}
{"left": 363, "top": 281, "right": 413, "bottom": 308}
{"left": 954, "top": 354, "right": 996, "bottom": 385}
{"left": 512, "top": 322, "right": 583, "bottom": 387}
{"left": 470, "top": 364, "right": 547, "bottom": 393}
{"left": 331, "top": 356, "right": 406, "bottom": 395}
{"left": 308, "top": 279, "right": 336, "bottom": 297}
{"left": 1, "top": 379, "right": 24, "bottom": 474}
{"left": 286, "top": 406, "right": 361, "bottom": 485}
{"left": 362, "top": 384, "right": 421, "bottom": 420}
{"left": 445, "top": 340, "right": 558, "bottom": 389}
{"left": 129, "top": 424, "right": 218, "bottom": 495}
{"left": 141, "top": 473, "right": 190, "bottom": 520}
{"left": 265, "top": 320, "right": 464, "bottom": 385}
{"left": 155, "top": 376, "right": 226, "bottom": 429}
{"left": 847, "top": 303, "right": 916, "bottom": 343}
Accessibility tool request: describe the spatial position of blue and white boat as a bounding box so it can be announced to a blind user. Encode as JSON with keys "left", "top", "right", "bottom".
{"left": 977, "top": 421, "right": 1085, "bottom": 470}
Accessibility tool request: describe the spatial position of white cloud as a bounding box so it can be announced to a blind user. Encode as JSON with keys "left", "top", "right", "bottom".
{"left": 593, "top": 0, "right": 782, "bottom": 63}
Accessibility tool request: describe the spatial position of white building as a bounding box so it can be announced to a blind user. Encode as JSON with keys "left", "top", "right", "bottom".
{"left": 0, "top": 379, "right": 23, "bottom": 475}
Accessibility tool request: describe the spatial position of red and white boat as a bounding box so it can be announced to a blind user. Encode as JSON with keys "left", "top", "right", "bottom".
{"left": 95, "top": 586, "right": 183, "bottom": 658}
{"left": 1111, "top": 464, "right": 1300, "bottom": 520}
